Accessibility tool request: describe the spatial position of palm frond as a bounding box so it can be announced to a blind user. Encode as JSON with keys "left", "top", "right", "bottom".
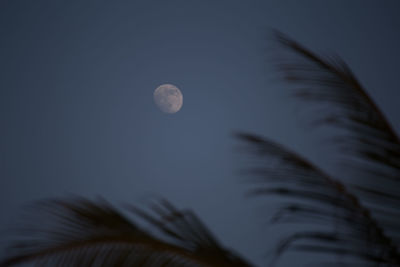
{"left": 1, "top": 197, "right": 252, "bottom": 267}
{"left": 127, "top": 199, "right": 251, "bottom": 266}
{"left": 272, "top": 31, "right": 400, "bottom": 244}
{"left": 236, "top": 133, "right": 400, "bottom": 266}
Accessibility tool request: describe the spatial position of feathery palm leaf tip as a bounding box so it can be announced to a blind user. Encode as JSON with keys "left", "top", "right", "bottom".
{"left": 237, "top": 31, "right": 400, "bottom": 266}
{"left": 274, "top": 30, "right": 400, "bottom": 246}
{"left": 1, "top": 197, "right": 252, "bottom": 267}
{"left": 274, "top": 31, "right": 400, "bottom": 176}
{"left": 237, "top": 132, "right": 400, "bottom": 266}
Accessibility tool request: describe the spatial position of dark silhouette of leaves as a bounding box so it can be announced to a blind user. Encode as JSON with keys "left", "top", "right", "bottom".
{"left": 272, "top": 31, "right": 400, "bottom": 244}
{"left": 1, "top": 197, "right": 252, "bottom": 267}
{"left": 237, "top": 31, "right": 400, "bottom": 266}
{"left": 237, "top": 133, "right": 400, "bottom": 266}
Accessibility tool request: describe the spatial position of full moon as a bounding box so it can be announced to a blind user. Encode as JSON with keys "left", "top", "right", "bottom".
{"left": 153, "top": 84, "right": 183, "bottom": 114}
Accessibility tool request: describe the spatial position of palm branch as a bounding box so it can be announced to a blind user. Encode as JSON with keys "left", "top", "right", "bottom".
{"left": 237, "top": 133, "right": 400, "bottom": 266}
{"left": 237, "top": 31, "right": 400, "bottom": 266}
{"left": 273, "top": 31, "right": 400, "bottom": 244}
{"left": 0, "top": 197, "right": 252, "bottom": 267}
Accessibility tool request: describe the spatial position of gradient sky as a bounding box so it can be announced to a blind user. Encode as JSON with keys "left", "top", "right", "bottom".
{"left": 1, "top": 1, "right": 400, "bottom": 265}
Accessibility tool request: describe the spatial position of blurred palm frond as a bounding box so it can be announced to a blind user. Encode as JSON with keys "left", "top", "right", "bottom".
{"left": 237, "top": 31, "right": 400, "bottom": 266}
{"left": 1, "top": 197, "right": 252, "bottom": 267}
{"left": 237, "top": 133, "right": 400, "bottom": 266}
{"left": 272, "top": 31, "right": 400, "bottom": 243}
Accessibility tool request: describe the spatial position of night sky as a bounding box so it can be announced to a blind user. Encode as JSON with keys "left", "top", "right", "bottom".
{"left": 1, "top": 1, "right": 400, "bottom": 266}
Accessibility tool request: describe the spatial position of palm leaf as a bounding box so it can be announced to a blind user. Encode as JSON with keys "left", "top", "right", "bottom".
{"left": 237, "top": 133, "right": 400, "bottom": 266}
{"left": 1, "top": 197, "right": 252, "bottom": 267}
{"left": 272, "top": 31, "right": 400, "bottom": 243}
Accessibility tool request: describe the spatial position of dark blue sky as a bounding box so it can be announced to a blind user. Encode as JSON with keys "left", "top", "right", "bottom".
{"left": 1, "top": 1, "right": 400, "bottom": 265}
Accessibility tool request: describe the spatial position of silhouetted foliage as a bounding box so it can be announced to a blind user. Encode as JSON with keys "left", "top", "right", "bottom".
{"left": 2, "top": 31, "right": 400, "bottom": 266}
{"left": 237, "top": 133, "right": 399, "bottom": 266}
{"left": 237, "top": 31, "right": 400, "bottom": 266}
{"left": 1, "top": 198, "right": 251, "bottom": 267}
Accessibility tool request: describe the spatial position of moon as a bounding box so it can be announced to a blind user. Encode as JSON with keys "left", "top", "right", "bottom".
{"left": 153, "top": 84, "right": 183, "bottom": 114}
